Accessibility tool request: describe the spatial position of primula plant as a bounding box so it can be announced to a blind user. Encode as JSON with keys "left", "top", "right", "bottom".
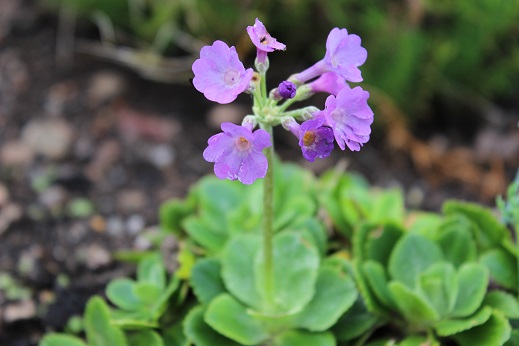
{"left": 40, "top": 18, "right": 519, "bottom": 346}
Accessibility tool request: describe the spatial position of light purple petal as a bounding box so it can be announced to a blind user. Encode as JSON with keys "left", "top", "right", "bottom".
{"left": 203, "top": 132, "right": 233, "bottom": 162}
{"left": 247, "top": 18, "right": 286, "bottom": 53}
{"left": 309, "top": 72, "right": 350, "bottom": 95}
{"left": 324, "top": 28, "right": 367, "bottom": 82}
{"left": 252, "top": 129, "right": 272, "bottom": 151}
{"left": 238, "top": 151, "right": 268, "bottom": 184}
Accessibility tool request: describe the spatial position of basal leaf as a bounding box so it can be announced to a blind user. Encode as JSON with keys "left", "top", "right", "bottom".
{"left": 480, "top": 249, "right": 517, "bottom": 291}
{"left": 451, "top": 263, "right": 489, "bottom": 318}
{"left": 222, "top": 234, "right": 262, "bottom": 310}
{"left": 183, "top": 306, "right": 240, "bottom": 346}
{"left": 332, "top": 297, "right": 380, "bottom": 341}
{"left": 293, "top": 217, "right": 328, "bottom": 258}
{"left": 504, "top": 329, "right": 519, "bottom": 346}
{"left": 137, "top": 254, "right": 165, "bottom": 290}
{"left": 388, "top": 233, "right": 444, "bottom": 288}
{"left": 40, "top": 333, "right": 88, "bottom": 346}
{"left": 443, "top": 200, "right": 509, "bottom": 251}
{"left": 453, "top": 310, "right": 511, "bottom": 346}
{"left": 435, "top": 306, "right": 492, "bottom": 337}
{"left": 388, "top": 281, "right": 439, "bottom": 323}
{"left": 84, "top": 296, "right": 127, "bottom": 346}
{"left": 183, "top": 216, "right": 227, "bottom": 254}
{"left": 417, "top": 262, "right": 458, "bottom": 317}
{"left": 398, "top": 335, "right": 440, "bottom": 346}
{"left": 436, "top": 215, "right": 477, "bottom": 268}
{"left": 293, "top": 267, "right": 357, "bottom": 331}
{"left": 191, "top": 258, "right": 226, "bottom": 305}
{"left": 363, "top": 260, "right": 397, "bottom": 310}
{"left": 483, "top": 291, "right": 519, "bottom": 319}
{"left": 205, "top": 294, "right": 269, "bottom": 345}
{"left": 132, "top": 282, "right": 162, "bottom": 306}
{"left": 255, "top": 231, "right": 320, "bottom": 315}
{"left": 127, "top": 330, "right": 164, "bottom": 346}
{"left": 106, "top": 278, "right": 142, "bottom": 312}
{"left": 159, "top": 198, "right": 193, "bottom": 236}
{"left": 370, "top": 188, "right": 405, "bottom": 226}
{"left": 365, "top": 223, "right": 405, "bottom": 266}
{"left": 274, "top": 330, "right": 335, "bottom": 346}
{"left": 355, "top": 260, "right": 389, "bottom": 315}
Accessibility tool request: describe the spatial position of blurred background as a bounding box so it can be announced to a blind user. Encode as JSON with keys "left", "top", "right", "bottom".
{"left": 0, "top": 0, "right": 518, "bottom": 344}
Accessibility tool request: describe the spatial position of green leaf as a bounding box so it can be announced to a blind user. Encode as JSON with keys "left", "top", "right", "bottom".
{"left": 205, "top": 294, "right": 269, "bottom": 345}
{"left": 222, "top": 234, "right": 262, "bottom": 309}
{"left": 365, "top": 224, "right": 405, "bottom": 266}
{"left": 255, "top": 231, "right": 320, "bottom": 314}
{"left": 398, "top": 335, "right": 440, "bottom": 346}
{"left": 183, "top": 216, "right": 227, "bottom": 254}
{"left": 370, "top": 188, "right": 405, "bottom": 225}
{"left": 443, "top": 200, "right": 509, "bottom": 251}
{"left": 388, "top": 233, "right": 444, "bottom": 288}
{"left": 483, "top": 291, "right": 519, "bottom": 318}
{"left": 40, "top": 334, "right": 88, "bottom": 346}
{"left": 417, "top": 262, "right": 458, "bottom": 317}
{"left": 451, "top": 263, "right": 489, "bottom": 318}
{"left": 183, "top": 306, "right": 240, "bottom": 346}
{"left": 363, "top": 260, "right": 397, "bottom": 310}
{"left": 84, "top": 296, "right": 127, "bottom": 346}
{"left": 137, "top": 254, "right": 166, "bottom": 289}
{"left": 293, "top": 267, "right": 357, "bottom": 331}
{"left": 274, "top": 330, "right": 335, "bottom": 346}
{"left": 106, "top": 278, "right": 142, "bottom": 311}
{"left": 191, "top": 258, "right": 226, "bottom": 305}
{"left": 332, "top": 297, "right": 379, "bottom": 341}
{"left": 133, "top": 282, "right": 162, "bottom": 306}
{"left": 504, "top": 329, "right": 519, "bottom": 346}
{"left": 296, "top": 217, "right": 328, "bottom": 258}
{"left": 355, "top": 260, "right": 388, "bottom": 315}
{"left": 480, "top": 248, "right": 517, "bottom": 291}
{"left": 436, "top": 215, "right": 477, "bottom": 268}
{"left": 159, "top": 198, "right": 193, "bottom": 236}
{"left": 453, "top": 310, "right": 511, "bottom": 346}
{"left": 435, "top": 306, "right": 492, "bottom": 336}
{"left": 150, "top": 274, "right": 180, "bottom": 321}
{"left": 388, "top": 281, "right": 439, "bottom": 323}
{"left": 127, "top": 330, "right": 164, "bottom": 346}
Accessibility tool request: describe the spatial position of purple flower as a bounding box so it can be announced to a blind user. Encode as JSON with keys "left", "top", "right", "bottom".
{"left": 294, "top": 28, "right": 367, "bottom": 83}
{"left": 192, "top": 40, "right": 254, "bottom": 104}
{"left": 308, "top": 72, "right": 350, "bottom": 96}
{"left": 278, "top": 81, "right": 297, "bottom": 99}
{"left": 321, "top": 86, "right": 373, "bottom": 152}
{"left": 203, "top": 122, "right": 272, "bottom": 184}
{"left": 247, "top": 18, "right": 286, "bottom": 63}
{"left": 285, "top": 117, "right": 334, "bottom": 162}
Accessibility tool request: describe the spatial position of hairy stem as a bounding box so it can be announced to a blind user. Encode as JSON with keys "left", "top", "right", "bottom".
{"left": 262, "top": 124, "right": 275, "bottom": 312}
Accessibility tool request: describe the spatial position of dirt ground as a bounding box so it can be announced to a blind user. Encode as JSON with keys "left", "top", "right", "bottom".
{"left": 0, "top": 2, "right": 518, "bottom": 345}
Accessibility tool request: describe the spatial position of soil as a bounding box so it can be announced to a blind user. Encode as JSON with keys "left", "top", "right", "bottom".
{"left": 0, "top": 2, "right": 518, "bottom": 346}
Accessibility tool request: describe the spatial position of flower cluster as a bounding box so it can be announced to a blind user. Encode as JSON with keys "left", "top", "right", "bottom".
{"left": 192, "top": 18, "right": 373, "bottom": 184}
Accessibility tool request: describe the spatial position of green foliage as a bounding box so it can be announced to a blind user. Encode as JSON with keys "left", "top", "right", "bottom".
{"left": 40, "top": 164, "right": 519, "bottom": 345}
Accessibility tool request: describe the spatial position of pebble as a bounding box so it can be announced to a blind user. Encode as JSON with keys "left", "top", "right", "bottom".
{"left": 44, "top": 80, "right": 78, "bottom": 116}
{"left": 0, "top": 184, "right": 8, "bottom": 207}
{"left": 22, "top": 118, "right": 75, "bottom": 160}
{"left": 106, "top": 216, "right": 124, "bottom": 237}
{"left": 3, "top": 300, "right": 36, "bottom": 323}
{"left": 87, "top": 71, "right": 126, "bottom": 106}
{"left": 85, "top": 244, "right": 111, "bottom": 270}
{"left": 117, "top": 189, "right": 146, "bottom": 213}
{"left": 126, "top": 214, "right": 145, "bottom": 236}
{"left": 39, "top": 186, "right": 67, "bottom": 210}
{"left": 89, "top": 215, "right": 106, "bottom": 233}
{"left": 0, "top": 203, "right": 22, "bottom": 235}
{"left": 147, "top": 144, "right": 175, "bottom": 168}
{"left": 0, "top": 140, "right": 34, "bottom": 166}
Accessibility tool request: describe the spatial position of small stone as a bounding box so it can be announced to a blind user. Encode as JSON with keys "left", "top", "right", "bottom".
{"left": 117, "top": 189, "right": 146, "bottom": 213}
{"left": 0, "top": 140, "right": 34, "bottom": 166}
{"left": 147, "top": 144, "right": 175, "bottom": 168}
{"left": 44, "top": 80, "right": 78, "bottom": 116}
{"left": 89, "top": 215, "right": 106, "bottom": 233}
{"left": 67, "top": 222, "right": 88, "bottom": 244}
{"left": 39, "top": 186, "right": 67, "bottom": 210}
{"left": 106, "top": 216, "right": 124, "bottom": 237}
{"left": 85, "top": 244, "right": 111, "bottom": 270}
{"left": 87, "top": 71, "right": 126, "bottom": 106}
{"left": 126, "top": 214, "right": 145, "bottom": 236}
{"left": 22, "top": 118, "right": 74, "bottom": 160}
{"left": 3, "top": 300, "right": 36, "bottom": 323}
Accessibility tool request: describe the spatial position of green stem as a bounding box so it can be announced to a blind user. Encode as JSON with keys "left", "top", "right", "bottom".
{"left": 260, "top": 71, "right": 268, "bottom": 104}
{"left": 262, "top": 124, "right": 275, "bottom": 312}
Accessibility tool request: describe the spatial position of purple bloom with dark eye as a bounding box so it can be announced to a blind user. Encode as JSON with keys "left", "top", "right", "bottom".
{"left": 278, "top": 81, "right": 297, "bottom": 99}
{"left": 192, "top": 40, "right": 254, "bottom": 104}
{"left": 285, "top": 117, "right": 334, "bottom": 162}
{"left": 247, "top": 18, "right": 286, "bottom": 63}
{"left": 308, "top": 72, "right": 349, "bottom": 96}
{"left": 203, "top": 122, "right": 272, "bottom": 184}
{"left": 294, "top": 28, "right": 367, "bottom": 83}
{"left": 321, "top": 86, "right": 373, "bottom": 152}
